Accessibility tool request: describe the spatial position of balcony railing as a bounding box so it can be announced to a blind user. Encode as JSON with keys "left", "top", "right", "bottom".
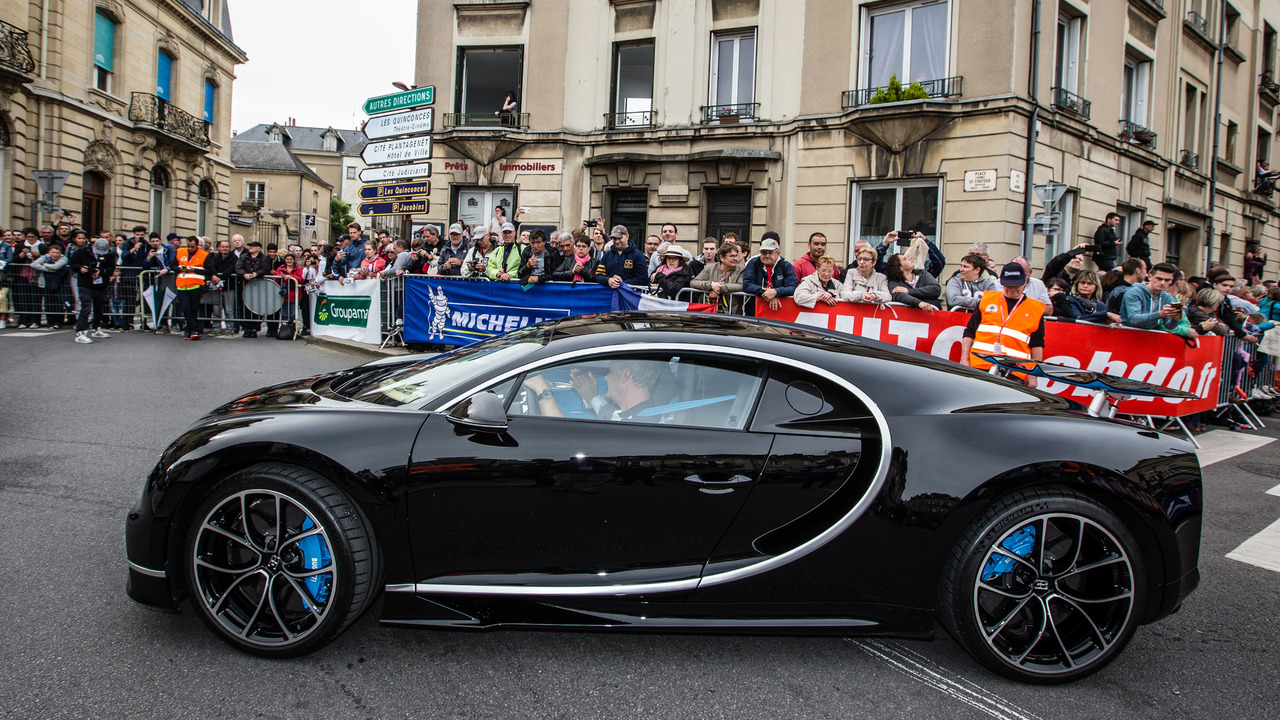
{"left": 128, "top": 93, "right": 211, "bottom": 148}
{"left": 1119, "top": 119, "right": 1157, "bottom": 150}
{"left": 1051, "top": 87, "right": 1092, "bottom": 120}
{"left": 1261, "top": 79, "right": 1280, "bottom": 105}
{"left": 442, "top": 112, "right": 531, "bottom": 130}
{"left": 700, "top": 102, "right": 760, "bottom": 124}
{"left": 841, "top": 76, "right": 964, "bottom": 108}
{"left": 0, "top": 19, "right": 36, "bottom": 75}
{"left": 1184, "top": 10, "right": 1209, "bottom": 36}
{"left": 1180, "top": 149, "right": 1200, "bottom": 169}
{"left": 604, "top": 110, "right": 657, "bottom": 130}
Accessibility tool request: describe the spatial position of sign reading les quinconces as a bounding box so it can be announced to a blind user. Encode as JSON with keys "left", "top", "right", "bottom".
{"left": 363, "top": 107, "right": 434, "bottom": 140}
{"left": 358, "top": 181, "right": 431, "bottom": 201}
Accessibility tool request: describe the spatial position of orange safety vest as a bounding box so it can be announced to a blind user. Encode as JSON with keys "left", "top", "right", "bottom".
{"left": 968, "top": 290, "right": 1046, "bottom": 370}
{"left": 176, "top": 247, "right": 209, "bottom": 290}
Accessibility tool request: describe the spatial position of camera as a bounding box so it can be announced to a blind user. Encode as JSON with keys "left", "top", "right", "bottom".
{"left": 585, "top": 219, "right": 597, "bottom": 228}
{"left": 1168, "top": 302, "right": 1183, "bottom": 312}
{"left": 895, "top": 231, "right": 913, "bottom": 247}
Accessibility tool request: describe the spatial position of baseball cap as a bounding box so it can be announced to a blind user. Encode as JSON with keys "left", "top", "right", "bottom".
{"left": 247, "top": 240, "right": 262, "bottom": 248}
{"left": 501, "top": 222, "right": 516, "bottom": 232}
{"left": 999, "top": 262, "right": 1027, "bottom": 287}
{"left": 93, "top": 238, "right": 110, "bottom": 255}
{"left": 448, "top": 223, "right": 463, "bottom": 234}
{"left": 166, "top": 233, "right": 180, "bottom": 241}
{"left": 610, "top": 224, "right": 628, "bottom": 239}
{"left": 759, "top": 237, "right": 780, "bottom": 252}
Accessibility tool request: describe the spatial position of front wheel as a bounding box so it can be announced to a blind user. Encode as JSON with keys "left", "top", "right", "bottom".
{"left": 938, "top": 487, "right": 1145, "bottom": 683}
{"left": 184, "top": 463, "right": 381, "bottom": 657}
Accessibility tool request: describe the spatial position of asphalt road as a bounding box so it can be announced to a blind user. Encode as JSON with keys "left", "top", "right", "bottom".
{"left": 1, "top": 328, "right": 1279, "bottom": 719}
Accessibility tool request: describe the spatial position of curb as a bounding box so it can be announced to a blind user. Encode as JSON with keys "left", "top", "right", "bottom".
{"left": 304, "top": 334, "right": 410, "bottom": 359}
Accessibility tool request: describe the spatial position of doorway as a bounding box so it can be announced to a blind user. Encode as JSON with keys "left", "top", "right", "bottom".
{"left": 83, "top": 172, "right": 107, "bottom": 236}
{"left": 704, "top": 188, "right": 751, "bottom": 247}
{"left": 454, "top": 187, "right": 515, "bottom": 238}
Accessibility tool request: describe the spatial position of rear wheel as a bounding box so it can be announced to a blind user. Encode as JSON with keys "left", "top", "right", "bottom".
{"left": 938, "top": 487, "right": 1145, "bottom": 683}
{"left": 184, "top": 463, "right": 381, "bottom": 657}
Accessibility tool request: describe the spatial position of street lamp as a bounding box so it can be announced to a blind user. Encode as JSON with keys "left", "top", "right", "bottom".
{"left": 391, "top": 82, "right": 417, "bottom": 91}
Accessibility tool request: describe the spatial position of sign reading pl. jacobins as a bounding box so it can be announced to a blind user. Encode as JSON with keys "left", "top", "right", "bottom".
{"left": 497, "top": 160, "right": 560, "bottom": 173}
{"left": 358, "top": 199, "right": 429, "bottom": 217}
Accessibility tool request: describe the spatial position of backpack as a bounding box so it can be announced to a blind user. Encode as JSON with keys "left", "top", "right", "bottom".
{"left": 276, "top": 323, "right": 296, "bottom": 341}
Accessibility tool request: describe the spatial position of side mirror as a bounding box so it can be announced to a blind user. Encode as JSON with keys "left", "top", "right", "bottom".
{"left": 446, "top": 391, "right": 508, "bottom": 433}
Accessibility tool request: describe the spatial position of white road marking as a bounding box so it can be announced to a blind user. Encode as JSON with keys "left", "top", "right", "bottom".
{"left": 1227, "top": 482, "right": 1280, "bottom": 574}
{"left": 1195, "top": 429, "right": 1275, "bottom": 467}
{"left": 1, "top": 331, "right": 70, "bottom": 338}
{"left": 847, "top": 638, "right": 1043, "bottom": 720}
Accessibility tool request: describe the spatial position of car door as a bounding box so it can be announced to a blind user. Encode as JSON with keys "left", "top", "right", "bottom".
{"left": 405, "top": 349, "right": 772, "bottom": 592}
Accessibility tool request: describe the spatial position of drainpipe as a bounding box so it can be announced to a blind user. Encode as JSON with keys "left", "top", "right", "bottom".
{"left": 1205, "top": 0, "right": 1226, "bottom": 275}
{"left": 1021, "top": 0, "right": 1042, "bottom": 260}
{"left": 34, "top": 0, "right": 52, "bottom": 224}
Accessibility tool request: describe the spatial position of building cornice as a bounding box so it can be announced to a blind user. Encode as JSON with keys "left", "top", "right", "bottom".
{"left": 154, "top": 0, "right": 248, "bottom": 64}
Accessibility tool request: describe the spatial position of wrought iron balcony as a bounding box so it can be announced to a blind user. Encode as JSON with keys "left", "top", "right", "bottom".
{"left": 604, "top": 110, "right": 657, "bottom": 130}
{"left": 0, "top": 19, "right": 36, "bottom": 75}
{"left": 128, "top": 93, "right": 211, "bottom": 148}
{"left": 841, "top": 76, "right": 964, "bottom": 109}
{"left": 1261, "top": 79, "right": 1280, "bottom": 105}
{"left": 442, "top": 112, "right": 531, "bottom": 130}
{"left": 700, "top": 102, "right": 760, "bottom": 124}
{"left": 1184, "top": 10, "right": 1209, "bottom": 36}
{"left": 1180, "top": 149, "right": 1200, "bottom": 169}
{"left": 1051, "top": 87, "right": 1092, "bottom": 120}
{"left": 1119, "top": 120, "right": 1157, "bottom": 149}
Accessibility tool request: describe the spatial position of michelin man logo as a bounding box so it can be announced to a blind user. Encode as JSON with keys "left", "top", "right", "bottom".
{"left": 428, "top": 285, "right": 450, "bottom": 340}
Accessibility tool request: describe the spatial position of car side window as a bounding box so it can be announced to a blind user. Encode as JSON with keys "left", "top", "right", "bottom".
{"left": 749, "top": 365, "right": 877, "bottom": 436}
{"left": 504, "top": 352, "right": 764, "bottom": 430}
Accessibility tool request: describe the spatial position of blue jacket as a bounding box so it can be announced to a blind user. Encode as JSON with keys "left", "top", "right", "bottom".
{"left": 593, "top": 244, "right": 649, "bottom": 286}
{"left": 742, "top": 257, "right": 798, "bottom": 297}
{"left": 1120, "top": 283, "right": 1178, "bottom": 330}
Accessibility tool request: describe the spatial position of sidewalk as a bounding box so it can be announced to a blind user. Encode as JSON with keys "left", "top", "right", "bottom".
{"left": 303, "top": 333, "right": 412, "bottom": 360}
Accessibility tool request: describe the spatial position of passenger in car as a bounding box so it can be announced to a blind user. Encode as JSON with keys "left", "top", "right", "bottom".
{"left": 524, "top": 359, "right": 661, "bottom": 422}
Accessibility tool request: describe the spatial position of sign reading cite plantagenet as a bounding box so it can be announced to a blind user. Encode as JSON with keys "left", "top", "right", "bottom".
{"left": 358, "top": 199, "right": 429, "bottom": 216}
{"left": 363, "top": 86, "right": 434, "bottom": 115}
{"left": 363, "top": 108, "right": 434, "bottom": 140}
{"left": 362, "top": 136, "right": 432, "bottom": 165}
{"left": 359, "top": 163, "right": 431, "bottom": 184}
{"left": 358, "top": 181, "right": 430, "bottom": 201}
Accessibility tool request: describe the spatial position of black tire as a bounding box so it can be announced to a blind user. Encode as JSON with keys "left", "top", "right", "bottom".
{"left": 184, "top": 463, "right": 382, "bottom": 657}
{"left": 938, "top": 487, "right": 1145, "bottom": 684}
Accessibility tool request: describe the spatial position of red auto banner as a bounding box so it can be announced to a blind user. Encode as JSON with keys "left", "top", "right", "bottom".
{"left": 756, "top": 301, "right": 1222, "bottom": 417}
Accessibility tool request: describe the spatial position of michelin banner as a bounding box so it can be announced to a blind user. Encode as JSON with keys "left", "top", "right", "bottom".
{"left": 404, "top": 278, "right": 614, "bottom": 346}
{"left": 312, "top": 279, "right": 382, "bottom": 344}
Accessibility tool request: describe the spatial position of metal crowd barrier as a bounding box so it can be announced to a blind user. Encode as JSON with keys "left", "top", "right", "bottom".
{"left": 1215, "top": 334, "right": 1275, "bottom": 429}
{"left": 675, "top": 287, "right": 753, "bottom": 314}
{"left": 137, "top": 270, "right": 302, "bottom": 339}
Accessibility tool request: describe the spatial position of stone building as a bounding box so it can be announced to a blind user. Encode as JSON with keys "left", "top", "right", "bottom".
{"left": 412, "top": 0, "right": 1280, "bottom": 276}
{"left": 0, "top": 0, "right": 245, "bottom": 238}
{"left": 230, "top": 120, "right": 367, "bottom": 245}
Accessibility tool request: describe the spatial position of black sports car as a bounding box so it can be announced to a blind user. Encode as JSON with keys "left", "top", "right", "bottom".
{"left": 125, "top": 313, "right": 1202, "bottom": 683}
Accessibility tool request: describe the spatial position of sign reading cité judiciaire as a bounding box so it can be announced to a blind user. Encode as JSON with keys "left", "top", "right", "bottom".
{"left": 358, "top": 181, "right": 430, "bottom": 201}
{"left": 363, "top": 86, "right": 434, "bottom": 116}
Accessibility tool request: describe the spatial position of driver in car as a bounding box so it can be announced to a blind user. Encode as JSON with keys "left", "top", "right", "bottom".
{"left": 523, "top": 359, "right": 660, "bottom": 421}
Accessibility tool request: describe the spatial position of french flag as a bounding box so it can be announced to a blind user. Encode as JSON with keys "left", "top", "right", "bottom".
{"left": 612, "top": 284, "right": 718, "bottom": 313}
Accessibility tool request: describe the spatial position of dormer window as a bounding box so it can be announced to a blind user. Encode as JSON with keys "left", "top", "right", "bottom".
{"left": 323, "top": 132, "right": 338, "bottom": 152}
{"left": 270, "top": 128, "right": 282, "bottom": 143}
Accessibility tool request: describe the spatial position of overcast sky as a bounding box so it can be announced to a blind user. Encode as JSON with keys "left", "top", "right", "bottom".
{"left": 229, "top": 0, "right": 418, "bottom": 135}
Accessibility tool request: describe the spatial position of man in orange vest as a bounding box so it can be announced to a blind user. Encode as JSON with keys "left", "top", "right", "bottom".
{"left": 175, "top": 235, "right": 209, "bottom": 341}
{"left": 960, "top": 262, "right": 1047, "bottom": 388}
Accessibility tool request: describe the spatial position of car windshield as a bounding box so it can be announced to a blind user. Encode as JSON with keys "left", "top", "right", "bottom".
{"left": 338, "top": 326, "right": 552, "bottom": 407}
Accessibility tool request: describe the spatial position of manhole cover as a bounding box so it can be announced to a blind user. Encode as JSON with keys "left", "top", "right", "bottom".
{"left": 1237, "top": 462, "right": 1280, "bottom": 479}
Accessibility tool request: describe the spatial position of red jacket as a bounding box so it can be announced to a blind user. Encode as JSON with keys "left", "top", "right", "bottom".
{"left": 275, "top": 265, "right": 305, "bottom": 303}
{"left": 791, "top": 252, "right": 842, "bottom": 282}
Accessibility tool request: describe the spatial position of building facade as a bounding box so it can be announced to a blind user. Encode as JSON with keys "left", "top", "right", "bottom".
{"left": 228, "top": 123, "right": 334, "bottom": 248}
{"left": 412, "top": 0, "right": 1280, "bottom": 276}
{"left": 1, "top": 0, "right": 245, "bottom": 239}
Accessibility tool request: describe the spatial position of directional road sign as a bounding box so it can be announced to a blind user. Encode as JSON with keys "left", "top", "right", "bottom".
{"left": 363, "top": 86, "right": 434, "bottom": 116}
{"left": 359, "top": 163, "right": 431, "bottom": 184}
{"left": 361, "top": 136, "right": 432, "bottom": 166}
{"left": 358, "top": 181, "right": 431, "bottom": 201}
{"left": 1029, "top": 212, "right": 1062, "bottom": 225}
{"left": 1032, "top": 224, "right": 1062, "bottom": 236}
{"left": 358, "top": 199, "right": 429, "bottom": 217}
{"left": 1034, "top": 182, "right": 1068, "bottom": 207}
{"left": 363, "top": 108, "right": 434, "bottom": 140}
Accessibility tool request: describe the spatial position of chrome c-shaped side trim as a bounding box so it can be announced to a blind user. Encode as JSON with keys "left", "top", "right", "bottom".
{"left": 397, "top": 341, "right": 892, "bottom": 598}
{"left": 128, "top": 560, "right": 167, "bottom": 578}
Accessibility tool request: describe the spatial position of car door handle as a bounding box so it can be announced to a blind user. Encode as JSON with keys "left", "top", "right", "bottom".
{"left": 684, "top": 474, "right": 753, "bottom": 486}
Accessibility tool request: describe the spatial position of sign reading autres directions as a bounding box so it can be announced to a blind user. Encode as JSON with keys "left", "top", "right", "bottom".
{"left": 363, "top": 86, "right": 434, "bottom": 116}
{"left": 358, "top": 199, "right": 429, "bottom": 217}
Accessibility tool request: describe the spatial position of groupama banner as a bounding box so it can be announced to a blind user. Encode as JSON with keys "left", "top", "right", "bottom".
{"left": 313, "top": 279, "right": 381, "bottom": 344}
{"left": 756, "top": 300, "right": 1223, "bottom": 417}
{"left": 404, "top": 277, "right": 613, "bottom": 345}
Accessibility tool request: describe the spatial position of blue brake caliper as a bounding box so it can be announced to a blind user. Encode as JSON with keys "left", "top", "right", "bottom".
{"left": 981, "top": 524, "right": 1037, "bottom": 582}
{"left": 296, "top": 517, "right": 331, "bottom": 609}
